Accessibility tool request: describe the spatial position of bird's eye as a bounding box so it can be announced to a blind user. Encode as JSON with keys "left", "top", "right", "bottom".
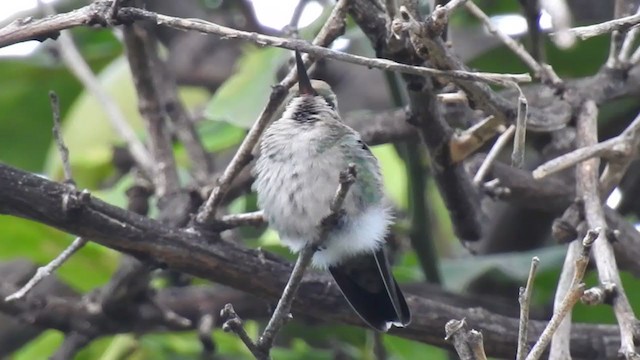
{"left": 324, "top": 98, "right": 336, "bottom": 110}
{"left": 357, "top": 139, "right": 371, "bottom": 152}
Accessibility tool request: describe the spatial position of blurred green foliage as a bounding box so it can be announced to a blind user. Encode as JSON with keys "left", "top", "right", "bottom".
{"left": 1, "top": 3, "right": 639, "bottom": 359}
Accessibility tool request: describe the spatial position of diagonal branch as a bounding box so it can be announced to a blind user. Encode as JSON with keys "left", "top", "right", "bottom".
{"left": 255, "top": 165, "right": 357, "bottom": 357}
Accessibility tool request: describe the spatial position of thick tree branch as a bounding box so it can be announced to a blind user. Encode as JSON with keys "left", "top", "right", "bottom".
{"left": 0, "top": 162, "right": 631, "bottom": 359}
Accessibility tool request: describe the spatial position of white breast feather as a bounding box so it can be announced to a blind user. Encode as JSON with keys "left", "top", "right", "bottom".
{"left": 281, "top": 204, "right": 392, "bottom": 269}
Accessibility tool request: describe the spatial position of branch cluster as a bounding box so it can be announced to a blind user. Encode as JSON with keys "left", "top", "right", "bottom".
{"left": 1, "top": 0, "right": 640, "bottom": 358}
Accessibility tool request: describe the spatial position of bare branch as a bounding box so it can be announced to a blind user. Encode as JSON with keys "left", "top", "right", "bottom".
{"left": 450, "top": 115, "right": 503, "bottom": 163}
{"left": 5, "top": 237, "right": 88, "bottom": 302}
{"left": 0, "top": 1, "right": 111, "bottom": 47}
{"left": 49, "top": 91, "right": 73, "bottom": 185}
{"left": 473, "top": 125, "right": 515, "bottom": 186}
{"left": 548, "top": 241, "right": 581, "bottom": 359}
{"left": 39, "top": 2, "right": 154, "bottom": 177}
{"left": 599, "top": 111, "right": 640, "bottom": 195}
{"left": 562, "top": 13, "right": 640, "bottom": 40}
{"left": 464, "top": 1, "right": 562, "bottom": 87}
{"left": 607, "top": 0, "right": 640, "bottom": 68}
{"left": 532, "top": 137, "right": 631, "bottom": 180}
{"left": 130, "top": 7, "right": 529, "bottom": 84}
{"left": 218, "top": 211, "right": 265, "bottom": 230}
{"left": 516, "top": 257, "right": 540, "bottom": 360}
{"left": 576, "top": 100, "right": 639, "bottom": 358}
{"left": 4, "top": 89, "right": 89, "bottom": 302}
{"left": 123, "top": 22, "right": 180, "bottom": 197}
{"left": 0, "top": 4, "right": 531, "bottom": 85}
{"left": 524, "top": 229, "right": 596, "bottom": 360}
{"left": 220, "top": 304, "right": 264, "bottom": 359}
{"left": 256, "top": 165, "right": 357, "bottom": 356}
{"left": 511, "top": 93, "right": 529, "bottom": 168}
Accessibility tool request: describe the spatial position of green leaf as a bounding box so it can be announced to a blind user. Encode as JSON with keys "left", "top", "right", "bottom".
{"left": 440, "top": 245, "right": 567, "bottom": 292}
{"left": 0, "top": 29, "right": 120, "bottom": 172}
{"left": 197, "top": 120, "right": 247, "bottom": 152}
{"left": 384, "top": 334, "right": 448, "bottom": 360}
{"left": 43, "top": 56, "right": 209, "bottom": 188}
{"left": 371, "top": 144, "right": 407, "bottom": 208}
{"left": 204, "top": 46, "right": 288, "bottom": 128}
{"left": 0, "top": 217, "right": 118, "bottom": 292}
{"left": 13, "top": 331, "right": 62, "bottom": 360}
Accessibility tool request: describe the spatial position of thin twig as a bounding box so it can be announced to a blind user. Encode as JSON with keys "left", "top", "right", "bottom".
{"left": 432, "top": 0, "right": 469, "bottom": 20}
{"left": 116, "top": 8, "right": 532, "bottom": 85}
{"left": 49, "top": 91, "right": 74, "bottom": 185}
{"left": 607, "top": 0, "right": 639, "bottom": 68}
{"left": 155, "top": 58, "right": 214, "bottom": 185}
{"left": 284, "top": 0, "right": 309, "bottom": 35}
{"left": 473, "top": 125, "right": 515, "bottom": 186}
{"left": 533, "top": 138, "right": 629, "bottom": 179}
{"left": 449, "top": 115, "right": 503, "bottom": 163}
{"left": 619, "top": 6, "right": 640, "bottom": 63}
{"left": 437, "top": 91, "right": 468, "bottom": 104}
{"left": 511, "top": 93, "right": 528, "bottom": 168}
{"left": 255, "top": 165, "right": 357, "bottom": 357}
{"left": 516, "top": 257, "right": 540, "bottom": 360}
{"left": 548, "top": 240, "right": 581, "bottom": 359}
{"left": 40, "top": 2, "right": 154, "bottom": 177}
{"left": 218, "top": 211, "right": 265, "bottom": 230}
{"left": 562, "top": 13, "right": 640, "bottom": 40}
{"left": 5, "top": 87, "right": 90, "bottom": 302}
{"left": 123, "top": 22, "right": 181, "bottom": 197}
{"left": 220, "top": 304, "right": 263, "bottom": 359}
{"left": 524, "top": 229, "right": 596, "bottom": 360}
{"left": 149, "top": 295, "right": 192, "bottom": 328}
{"left": 532, "top": 136, "right": 633, "bottom": 180}
{"left": 599, "top": 111, "right": 640, "bottom": 195}
{"left": 195, "top": 0, "right": 351, "bottom": 225}
{"left": 464, "top": 1, "right": 562, "bottom": 87}
{"left": 5, "top": 237, "right": 88, "bottom": 301}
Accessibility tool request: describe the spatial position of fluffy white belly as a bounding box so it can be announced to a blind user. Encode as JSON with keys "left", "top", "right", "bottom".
{"left": 281, "top": 205, "right": 391, "bottom": 269}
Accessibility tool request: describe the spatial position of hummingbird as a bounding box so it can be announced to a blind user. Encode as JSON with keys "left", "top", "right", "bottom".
{"left": 253, "top": 51, "right": 411, "bottom": 331}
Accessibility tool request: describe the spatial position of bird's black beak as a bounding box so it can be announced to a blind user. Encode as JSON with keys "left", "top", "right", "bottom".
{"left": 295, "top": 50, "right": 317, "bottom": 96}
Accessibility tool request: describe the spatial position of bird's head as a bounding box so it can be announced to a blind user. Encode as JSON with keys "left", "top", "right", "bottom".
{"left": 286, "top": 51, "right": 339, "bottom": 112}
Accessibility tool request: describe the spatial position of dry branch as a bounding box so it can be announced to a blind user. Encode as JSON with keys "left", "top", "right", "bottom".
{"left": 576, "top": 101, "right": 639, "bottom": 358}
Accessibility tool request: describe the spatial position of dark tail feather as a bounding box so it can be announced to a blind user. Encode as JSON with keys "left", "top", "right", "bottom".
{"left": 329, "top": 248, "right": 411, "bottom": 331}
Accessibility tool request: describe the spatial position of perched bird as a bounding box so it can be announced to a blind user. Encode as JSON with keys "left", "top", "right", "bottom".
{"left": 253, "top": 51, "right": 411, "bottom": 331}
